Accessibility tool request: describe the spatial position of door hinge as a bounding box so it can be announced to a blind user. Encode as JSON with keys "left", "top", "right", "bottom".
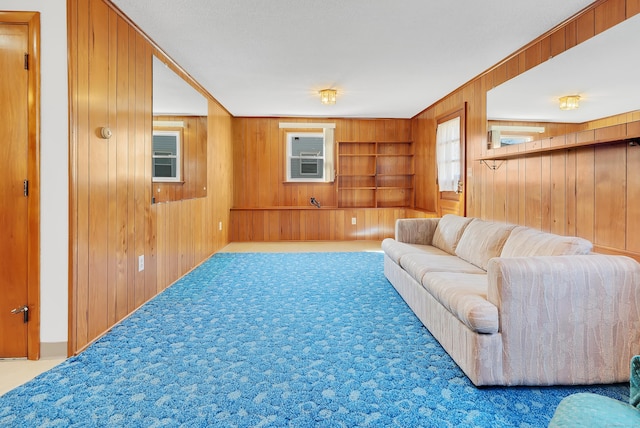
{"left": 24, "top": 53, "right": 29, "bottom": 70}
{"left": 23, "top": 179, "right": 29, "bottom": 196}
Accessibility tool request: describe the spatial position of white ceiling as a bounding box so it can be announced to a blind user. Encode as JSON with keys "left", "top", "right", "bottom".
{"left": 113, "top": 0, "right": 595, "bottom": 118}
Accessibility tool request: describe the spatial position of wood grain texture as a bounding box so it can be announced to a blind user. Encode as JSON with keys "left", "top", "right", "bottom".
{"left": 230, "top": 208, "right": 433, "bottom": 241}
{"left": 68, "top": 0, "right": 232, "bottom": 355}
{"left": 0, "top": 21, "right": 29, "bottom": 358}
{"left": 0, "top": 6, "right": 41, "bottom": 362}
{"left": 413, "top": 0, "right": 638, "bottom": 261}
{"left": 594, "top": 143, "right": 626, "bottom": 248}
{"left": 232, "top": 117, "right": 411, "bottom": 210}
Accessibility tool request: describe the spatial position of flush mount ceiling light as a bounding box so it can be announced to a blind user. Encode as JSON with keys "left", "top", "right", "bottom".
{"left": 319, "top": 89, "right": 337, "bottom": 105}
{"left": 559, "top": 95, "right": 580, "bottom": 110}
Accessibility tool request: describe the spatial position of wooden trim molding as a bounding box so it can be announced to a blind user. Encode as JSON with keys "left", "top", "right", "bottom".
{"left": 0, "top": 11, "right": 41, "bottom": 360}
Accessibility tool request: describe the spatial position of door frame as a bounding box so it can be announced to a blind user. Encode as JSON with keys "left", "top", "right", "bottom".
{"left": 435, "top": 103, "right": 467, "bottom": 217}
{"left": 0, "top": 11, "right": 41, "bottom": 360}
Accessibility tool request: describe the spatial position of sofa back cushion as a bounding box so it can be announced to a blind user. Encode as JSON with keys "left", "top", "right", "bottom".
{"left": 500, "top": 226, "right": 593, "bottom": 257}
{"left": 455, "top": 219, "right": 516, "bottom": 270}
{"left": 432, "top": 214, "right": 474, "bottom": 254}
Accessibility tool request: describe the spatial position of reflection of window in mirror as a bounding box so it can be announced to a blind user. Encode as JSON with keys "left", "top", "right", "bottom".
{"left": 152, "top": 130, "right": 182, "bottom": 182}
{"left": 153, "top": 55, "right": 208, "bottom": 203}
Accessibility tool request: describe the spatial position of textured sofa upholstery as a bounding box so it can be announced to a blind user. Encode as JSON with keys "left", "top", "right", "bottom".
{"left": 382, "top": 215, "right": 640, "bottom": 386}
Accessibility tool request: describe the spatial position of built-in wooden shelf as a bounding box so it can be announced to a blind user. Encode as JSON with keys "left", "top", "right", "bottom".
{"left": 337, "top": 141, "right": 414, "bottom": 208}
{"left": 480, "top": 121, "right": 640, "bottom": 162}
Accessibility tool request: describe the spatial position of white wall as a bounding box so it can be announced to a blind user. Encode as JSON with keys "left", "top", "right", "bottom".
{"left": 4, "top": 0, "right": 69, "bottom": 344}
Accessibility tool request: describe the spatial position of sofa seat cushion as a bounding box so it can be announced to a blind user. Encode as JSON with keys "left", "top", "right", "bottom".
{"left": 455, "top": 219, "right": 516, "bottom": 270}
{"left": 422, "top": 272, "right": 498, "bottom": 334}
{"left": 501, "top": 226, "right": 593, "bottom": 257}
{"left": 381, "top": 238, "right": 449, "bottom": 264}
{"left": 400, "top": 253, "right": 485, "bottom": 284}
{"left": 432, "top": 214, "right": 474, "bottom": 254}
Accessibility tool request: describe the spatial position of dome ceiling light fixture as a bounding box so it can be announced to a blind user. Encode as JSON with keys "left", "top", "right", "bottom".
{"left": 559, "top": 95, "right": 580, "bottom": 110}
{"left": 319, "top": 89, "right": 337, "bottom": 105}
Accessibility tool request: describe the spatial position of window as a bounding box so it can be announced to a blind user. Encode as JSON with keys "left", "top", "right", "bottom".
{"left": 435, "top": 117, "right": 461, "bottom": 192}
{"left": 152, "top": 130, "right": 182, "bottom": 182}
{"left": 285, "top": 129, "right": 335, "bottom": 183}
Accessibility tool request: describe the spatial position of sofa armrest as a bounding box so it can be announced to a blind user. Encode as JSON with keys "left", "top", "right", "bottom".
{"left": 395, "top": 218, "right": 440, "bottom": 245}
{"left": 486, "top": 255, "right": 640, "bottom": 385}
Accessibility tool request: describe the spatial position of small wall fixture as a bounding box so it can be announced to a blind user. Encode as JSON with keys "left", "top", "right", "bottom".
{"left": 319, "top": 89, "right": 337, "bottom": 105}
{"left": 559, "top": 95, "right": 580, "bottom": 110}
{"left": 100, "top": 127, "right": 112, "bottom": 139}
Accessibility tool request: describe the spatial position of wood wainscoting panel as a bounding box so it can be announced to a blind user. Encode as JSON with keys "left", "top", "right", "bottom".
{"left": 230, "top": 208, "right": 434, "bottom": 242}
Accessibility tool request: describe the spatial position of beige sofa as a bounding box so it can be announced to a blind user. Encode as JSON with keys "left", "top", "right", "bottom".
{"left": 382, "top": 215, "right": 640, "bottom": 386}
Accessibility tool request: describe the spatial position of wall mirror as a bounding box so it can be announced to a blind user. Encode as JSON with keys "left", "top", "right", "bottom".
{"left": 486, "top": 13, "right": 640, "bottom": 147}
{"left": 152, "top": 55, "right": 209, "bottom": 202}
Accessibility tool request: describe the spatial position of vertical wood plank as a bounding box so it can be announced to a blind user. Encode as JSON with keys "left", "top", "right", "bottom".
{"left": 549, "top": 152, "right": 566, "bottom": 235}
{"left": 576, "top": 9, "right": 595, "bottom": 44}
{"left": 74, "top": 0, "right": 90, "bottom": 349}
{"left": 594, "top": 0, "right": 626, "bottom": 34}
{"left": 575, "top": 148, "right": 595, "bottom": 241}
{"left": 540, "top": 154, "right": 551, "bottom": 232}
{"left": 133, "top": 32, "right": 147, "bottom": 308}
{"left": 524, "top": 157, "right": 542, "bottom": 229}
{"left": 107, "top": 7, "right": 118, "bottom": 327}
{"left": 114, "top": 13, "right": 129, "bottom": 322}
{"left": 126, "top": 24, "right": 137, "bottom": 314}
{"left": 628, "top": 0, "right": 640, "bottom": 17}
{"left": 565, "top": 150, "right": 577, "bottom": 236}
{"left": 492, "top": 163, "right": 506, "bottom": 222}
{"left": 627, "top": 143, "right": 640, "bottom": 252}
{"left": 87, "top": 0, "right": 110, "bottom": 340}
{"left": 594, "top": 144, "right": 626, "bottom": 248}
{"left": 505, "top": 159, "right": 519, "bottom": 224}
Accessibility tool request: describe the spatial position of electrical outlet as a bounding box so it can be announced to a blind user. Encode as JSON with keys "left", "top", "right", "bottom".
{"left": 138, "top": 255, "right": 144, "bottom": 272}
{"left": 351, "top": 217, "right": 357, "bottom": 225}
{"left": 218, "top": 221, "right": 223, "bottom": 231}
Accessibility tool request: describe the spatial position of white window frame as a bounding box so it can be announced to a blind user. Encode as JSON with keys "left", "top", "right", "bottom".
{"left": 286, "top": 132, "right": 325, "bottom": 182}
{"left": 435, "top": 116, "right": 461, "bottom": 192}
{"left": 152, "top": 129, "right": 182, "bottom": 183}
{"left": 280, "top": 122, "right": 335, "bottom": 183}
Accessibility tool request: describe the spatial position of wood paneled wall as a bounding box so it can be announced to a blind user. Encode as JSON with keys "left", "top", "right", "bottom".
{"left": 68, "top": 0, "right": 232, "bottom": 354}
{"left": 231, "top": 208, "right": 433, "bottom": 242}
{"left": 412, "top": 0, "right": 640, "bottom": 260}
{"left": 231, "top": 117, "right": 417, "bottom": 241}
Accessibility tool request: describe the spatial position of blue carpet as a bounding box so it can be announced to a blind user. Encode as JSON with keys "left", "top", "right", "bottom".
{"left": 0, "top": 252, "right": 629, "bottom": 427}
